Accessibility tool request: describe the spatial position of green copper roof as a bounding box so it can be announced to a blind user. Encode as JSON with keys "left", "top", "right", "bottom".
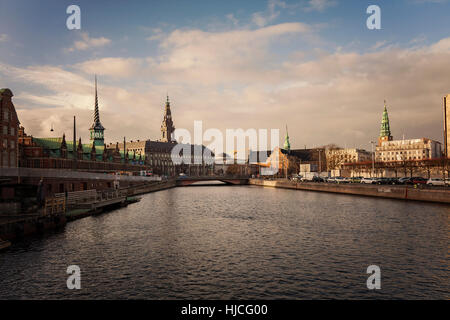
{"left": 33, "top": 137, "right": 146, "bottom": 163}
{"left": 380, "top": 102, "right": 391, "bottom": 138}
{"left": 283, "top": 125, "right": 291, "bottom": 151}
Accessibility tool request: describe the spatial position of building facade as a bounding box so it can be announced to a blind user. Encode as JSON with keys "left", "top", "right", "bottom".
{"left": 376, "top": 138, "right": 442, "bottom": 162}
{"left": 325, "top": 148, "right": 372, "bottom": 170}
{"left": 444, "top": 94, "right": 449, "bottom": 157}
{"left": 112, "top": 96, "right": 215, "bottom": 177}
{"left": 0, "top": 89, "right": 20, "bottom": 167}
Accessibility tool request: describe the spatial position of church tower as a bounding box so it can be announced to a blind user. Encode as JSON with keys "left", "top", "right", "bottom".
{"left": 89, "top": 75, "right": 105, "bottom": 147}
{"left": 161, "top": 95, "right": 175, "bottom": 142}
{"left": 283, "top": 125, "right": 291, "bottom": 152}
{"left": 378, "top": 100, "right": 393, "bottom": 146}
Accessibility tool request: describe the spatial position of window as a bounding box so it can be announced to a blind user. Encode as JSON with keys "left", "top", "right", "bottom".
{"left": 2, "top": 126, "right": 7, "bottom": 135}
{"left": 10, "top": 127, "right": 14, "bottom": 136}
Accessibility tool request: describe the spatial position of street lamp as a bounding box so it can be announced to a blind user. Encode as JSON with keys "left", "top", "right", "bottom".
{"left": 370, "top": 141, "right": 375, "bottom": 178}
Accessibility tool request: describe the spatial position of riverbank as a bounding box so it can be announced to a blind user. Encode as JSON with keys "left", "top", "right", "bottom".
{"left": 249, "top": 179, "right": 450, "bottom": 204}
{"left": 0, "top": 180, "right": 177, "bottom": 241}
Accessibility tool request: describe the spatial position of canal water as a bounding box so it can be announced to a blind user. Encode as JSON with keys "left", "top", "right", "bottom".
{"left": 0, "top": 185, "right": 448, "bottom": 299}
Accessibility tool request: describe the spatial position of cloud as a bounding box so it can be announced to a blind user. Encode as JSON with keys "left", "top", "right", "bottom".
{"left": 75, "top": 57, "right": 148, "bottom": 78}
{"left": 0, "top": 34, "right": 9, "bottom": 42}
{"left": 252, "top": 0, "right": 287, "bottom": 27}
{"left": 146, "top": 28, "right": 165, "bottom": 41}
{"left": 65, "top": 32, "right": 111, "bottom": 52}
{"left": 2, "top": 23, "right": 450, "bottom": 151}
{"left": 303, "top": 0, "right": 338, "bottom": 12}
{"left": 156, "top": 22, "right": 312, "bottom": 85}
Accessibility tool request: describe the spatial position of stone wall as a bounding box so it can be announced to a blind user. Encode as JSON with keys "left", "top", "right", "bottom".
{"left": 249, "top": 179, "right": 450, "bottom": 204}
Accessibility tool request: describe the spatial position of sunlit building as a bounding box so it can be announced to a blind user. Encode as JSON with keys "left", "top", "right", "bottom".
{"left": 0, "top": 88, "right": 20, "bottom": 167}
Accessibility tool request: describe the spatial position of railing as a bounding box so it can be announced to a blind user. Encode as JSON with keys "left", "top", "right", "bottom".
{"left": 52, "top": 189, "right": 128, "bottom": 210}
{"left": 0, "top": 167, "right": 163, "bottom": 182}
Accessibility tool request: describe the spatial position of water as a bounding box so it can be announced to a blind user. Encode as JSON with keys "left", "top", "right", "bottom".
{"left": 0, "top": 185, "right": 448, "bottom": 299}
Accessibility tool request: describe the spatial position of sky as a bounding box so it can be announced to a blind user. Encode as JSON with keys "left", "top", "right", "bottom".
{"left": 1, "top": 0, "right": 450, "bottom": 151}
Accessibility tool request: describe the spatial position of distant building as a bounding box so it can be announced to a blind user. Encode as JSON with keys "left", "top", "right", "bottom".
{"left": 114, "top": 96, "right": 214, "bottom": 176}
{"left": 249, "top": 129, "right": 326, "bottom": 176}
{"left": 376, "top": 138, "right": 442, "bottom": 162}
{"left": 374, "top": 100, "right": 442, "bottom": 161}
{"left": 18, "top": 78, "right": 146, "bottom": 170}
{"left": 0, "top": 88, "right": 20, "bottom": 167}
{"left": 444, "top": 94, "right": 450, "bottom": 157}
{"left": 325, "top": 148, "right": 372, "bottom": 170}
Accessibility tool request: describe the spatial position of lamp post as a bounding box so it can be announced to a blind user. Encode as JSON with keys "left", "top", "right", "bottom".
{"left": 370, "top": 141, "right": 375, "bottom": 178}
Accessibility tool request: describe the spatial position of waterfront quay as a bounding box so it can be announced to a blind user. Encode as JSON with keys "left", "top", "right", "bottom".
{"left": 0, "top": 167, "right": 177, "bottom": 241}
{"left": 249, "top": 178, "right": 450, "bottom": 204}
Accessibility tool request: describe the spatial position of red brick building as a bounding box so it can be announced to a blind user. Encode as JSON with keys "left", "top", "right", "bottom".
{"left": 0, "top": 88, "right": 20, "bottom": 167}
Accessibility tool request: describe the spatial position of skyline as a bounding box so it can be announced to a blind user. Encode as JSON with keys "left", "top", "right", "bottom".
{"left": 1, "top": 0, "right": 450, "bottom": 150}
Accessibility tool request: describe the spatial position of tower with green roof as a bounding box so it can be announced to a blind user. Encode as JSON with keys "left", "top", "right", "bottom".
{"left": 89, "top": 75, "right": 105, "bottom": 147}
{"left": 283, "top": 125, "right": 291, "bottom": 152}
{"left": 379, "top": 100, "right": 393, "bottom": 146}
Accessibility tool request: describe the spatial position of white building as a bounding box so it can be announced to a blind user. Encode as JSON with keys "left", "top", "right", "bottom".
{"left": 326, "top": 148, "right": 373, "bottom": 170}
{"left": 376, "top": 138, "right": 442, "bottom": 162}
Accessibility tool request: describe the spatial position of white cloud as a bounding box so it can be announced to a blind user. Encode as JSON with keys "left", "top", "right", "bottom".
{"left": 304, "top": 0, "right": 338, "bottom": 12}
{"left": 0, "top": 34, "right": 9, "bottom": 42}
{"left": 2, "top": 26, "right": 450, "bottom": 150}
{"left": 156, "top": 22, "right": 312, "bottom": 85}
{"left": 146, "top": 28, "right": 165, "bottom": 41}
{"left": 75, "top": 57, "right": 146, "bottom": 78}
{"left": 252, "top": 0, "right": 287, "bottom": 27}
{"left": 65, "top": 32, "right": 111, "bottom": 52}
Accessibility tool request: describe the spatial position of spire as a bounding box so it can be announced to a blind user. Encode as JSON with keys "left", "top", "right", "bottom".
{"left": 283, "top": 125, "right": 291, "bottom": 152}
{"left": 94, "top": 75, "right": 100, "bottom": 125}
{"left": 380, "top": 100, "right": 391, "bottom": 138}
{"left": 90, "top": 75, "right": 105, "bottom": 147}
{"left": 61, "top": 133, "right": 67, "bottom": 149}
{"left": 161, "top": 94, "right": 175, "bottom": 142}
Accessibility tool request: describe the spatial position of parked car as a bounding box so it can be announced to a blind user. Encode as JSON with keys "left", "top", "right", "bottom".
{"left": 376, "top": 177, "right": 398, "bottom": 185}
{"left": 361, "top": 177, "right": 379, "bottom": 184}
{"left": 349, "top": 177, "right": 362, "bottom": 183}
{"left": 334, "top": 177, "right": 349, "bottom": 184}
{"left": 426, "top": 178, "right": 445, "bottom": 186}
{"left": 398, "top": 177, "right": 411, "bottom": 185}
{"left": 387, "top": 178, "right": 400, "bottom": 185}
{"left": 291, "top": 175, "right": 302, "bottom": 182}
{"left": 446, "top": 179, "right": 450, "bottom": 186}
{"left": 311, "top": 176, "right": 323, "bottom": 182}
{"left": 408, "top": 177, "right": 428, "bottom": 185}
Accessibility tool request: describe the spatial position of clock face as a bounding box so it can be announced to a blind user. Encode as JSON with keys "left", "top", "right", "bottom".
{"left": 91, "top": 131, "right": 103, "bottom": 139}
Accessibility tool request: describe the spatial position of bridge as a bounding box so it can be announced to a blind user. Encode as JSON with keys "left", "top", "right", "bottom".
{"left": 176, "top": 176, "right": 249, "bottom": 186}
